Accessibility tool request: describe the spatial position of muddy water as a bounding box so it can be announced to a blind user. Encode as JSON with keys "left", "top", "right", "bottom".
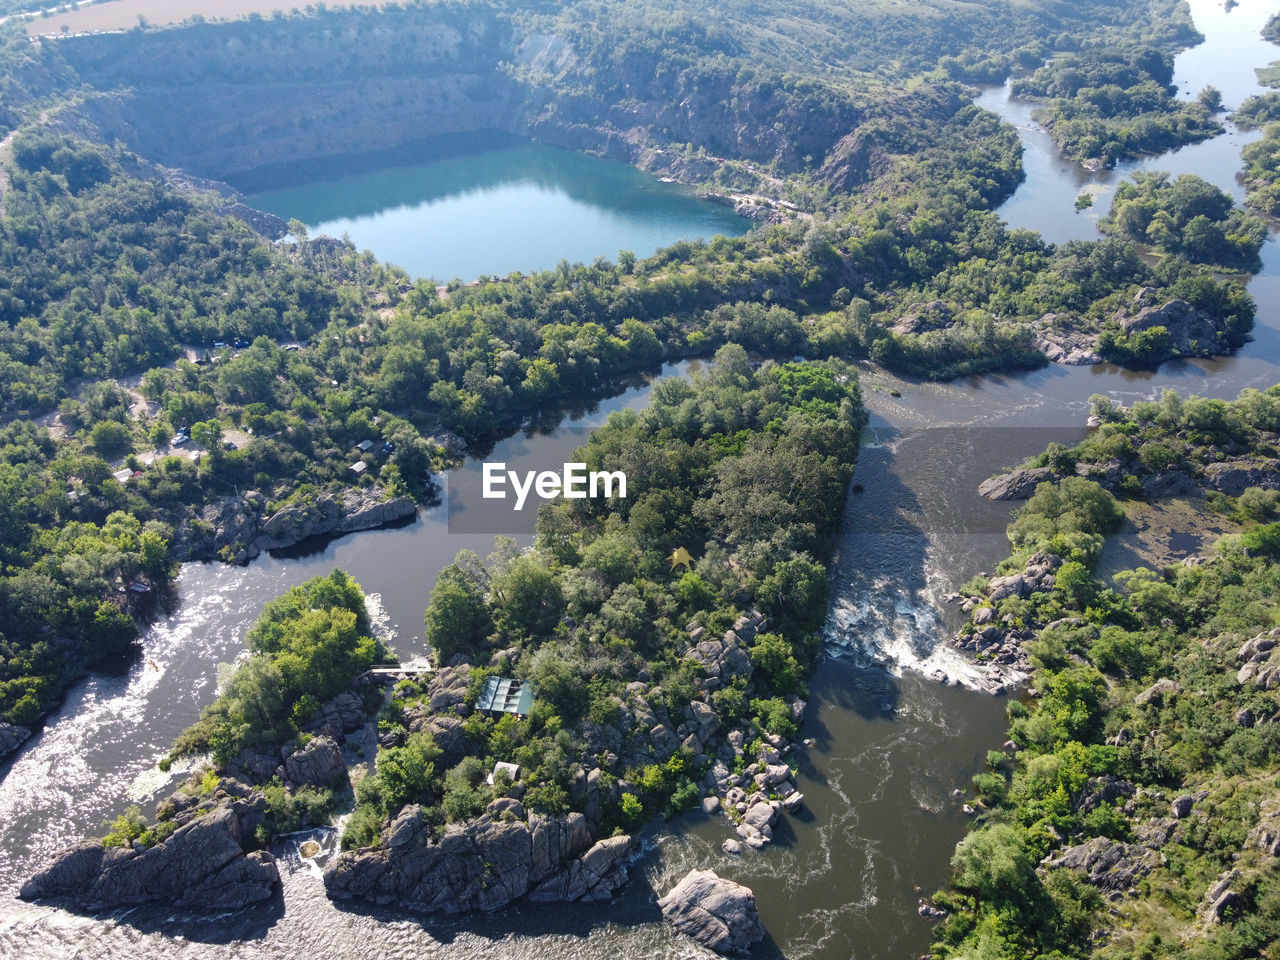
{"left": 3, "top": 1, "right": 1280, "bottom": 958}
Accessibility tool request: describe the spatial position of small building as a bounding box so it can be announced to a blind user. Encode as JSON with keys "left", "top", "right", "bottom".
{"left": 111, "top": 468, "right": 132, "bottom": 483}
{"left": 476, "top": 676, "right": 534, "bottom": 716}
{"left": 355, "top": 439, "right": 374, "bottom": 453}
{"left": 486, "top": 761, "right": 520, "bottom": 787}
{"left": 349, "top": 460, "right": 368, "bottom": 476}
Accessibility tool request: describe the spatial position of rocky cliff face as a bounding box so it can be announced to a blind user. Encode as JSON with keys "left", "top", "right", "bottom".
{"left": 45, "top": 5, "right": 864, "bottom": 201}
{"left": 170, "top": 485, "right": 416, "bottom": 564}
{"left": 323, "top": 805, "right": 633, "bottom": 912}
{"left": 20, "top": 801, "right": 279, "bottom": 911}
{"left": 57, "top": 8, "right": 526, "bottom": 183}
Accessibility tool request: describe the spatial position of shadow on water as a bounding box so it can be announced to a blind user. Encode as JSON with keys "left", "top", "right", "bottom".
{"left": 226, "top": 129, "right": 526, "bottom": 195}
{"left": 324, "top": 850, "right": 792, "bottom": 960}
{"left": 267, "top": 510, "right": 424, "bottom": 562}
{"left": 34, "top": 889, "right": 288, "bottom": 944}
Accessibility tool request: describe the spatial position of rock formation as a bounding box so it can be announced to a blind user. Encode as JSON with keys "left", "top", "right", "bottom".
{"left": 21, "top": 801, "right": 278, "bottom": 911}
{"left": 171, "top": 486, "right": 416, "bottom": 563}
{"left": 1042, "top": 837, "right": 1162, "bottom": 899}
{"left": 976, "top": 467, "right": 1054, "bottom": 500}
{"left": 657, "top": 869, "right": 765, "bottom": 954}
{"left": 1238, "top": 629, "right": 1280, "bottom": 689}
{"left": 323, "top": 807, "right": 632, "bottom": 912}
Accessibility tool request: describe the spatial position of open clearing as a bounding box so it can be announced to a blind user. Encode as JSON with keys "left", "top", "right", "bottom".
{"left": 25, "top": 0, "right": 381, "bottom": 37}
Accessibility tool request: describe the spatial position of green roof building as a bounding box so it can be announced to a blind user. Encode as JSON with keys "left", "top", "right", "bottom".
{"left": 476, "top": 676, "right": 534, "bottom": 716}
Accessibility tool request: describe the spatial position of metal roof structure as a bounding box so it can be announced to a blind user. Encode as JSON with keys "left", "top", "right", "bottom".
{"left": 476, "top": 676, "right": 534, "bottom": 715}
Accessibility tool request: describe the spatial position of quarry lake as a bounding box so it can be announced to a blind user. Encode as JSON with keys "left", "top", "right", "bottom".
{"left": 246, "top": 139, "right": 750, "bottom": 281}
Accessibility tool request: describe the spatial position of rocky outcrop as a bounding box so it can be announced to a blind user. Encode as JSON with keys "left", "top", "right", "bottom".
{"left": 1201, "top": 869, "right": 1242, "bottom": 925}
{"left": 323, "top": 807, "right": 631, "bottom": 913}
{"left": 947, "top": 552, "right": 1062, "bottom": 689}
{"left": 1114, "top": 289, "right": 1226, "bottom": 359}
{"left": 977, "top": 467, "right": 1054, "bottom": 501}
{"left": 1248, "top": 801, "right": 1280, "bottom": 856}
{"left": 21, "top": 802, "right": 278, "bottom": 911}
{"left": 684, "top": 614, "right": 757, "bottom": 691}
{"left": 256, "top": 488, "right": 417, "bottom": 550}
{"left": 308, "top": 690, "right": 368, "bottom": 740}
{"left": 1237, "top": 630, "right": 1280, "bottom": 689}
{"left": 1035, "top": 325, "right": 1103, "bottom": 365}
{"left": 0, "top": 721, "right": 32, "bottom": 762}
{"left": 528, "top": 834, "right": 632, "bottom": 902}
{"left": 1141, "top": 469, "right": 1197, "bottom": 498}
{"left": 658, "top": 869, "right": 765, "bottom": 955}
{"left": 171, "top": 486, "right": 416, "bottom": 563}
{"left": 1075, "top": 776, "right": 1135, "bottom": 813}
{"left": 1043, "top": 837, "right": 1162, "bottom": 898}
{"left": 1134, "top": 677, "right": 1182, "bottom": 706}
{"left": 1205, "top": 458, "right": 1280, "bottom": 497}
{"left": 283, "top": 735, "right": 348, "bottom": 790}
{"left": 892, "top": 300, "right": 952, "bottom": 336}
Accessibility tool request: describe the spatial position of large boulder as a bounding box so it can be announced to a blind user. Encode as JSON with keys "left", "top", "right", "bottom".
{"left": 283, "top": 735, "right": 348, "bottom": 790}
{"left": 21, "top": 802, "right": 279, "bottom": 910}
{"left": 977, "top": 468, "right": 1054, "bottom": 501}
{"left": 658, "top": 869, "right": 765, "bottom": 955}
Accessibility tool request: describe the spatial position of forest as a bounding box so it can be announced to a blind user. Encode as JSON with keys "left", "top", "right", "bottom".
{"left": 1012, "top": 44, "right": 1223, "bottom": 164}
{"left": 931, "top": 388, "right": 1280, "bottom": 960}
{"left": 1103, "top": 171, "right": 1267, "bottom": 271}
{"left": 131, "top": 351, "right": 863, "bottom": 860}
{"left": 342, "top": 349, "right": 863, "bottom": 846}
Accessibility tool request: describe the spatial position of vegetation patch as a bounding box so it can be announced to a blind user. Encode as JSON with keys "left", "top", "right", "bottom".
{"left": 934, "top": 388, "right": 1280, "bottom": 960}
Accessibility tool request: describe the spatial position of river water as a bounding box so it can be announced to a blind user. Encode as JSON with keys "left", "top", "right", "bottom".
{"left": 3, "top": 1, "right": 1280, "bottom": 957}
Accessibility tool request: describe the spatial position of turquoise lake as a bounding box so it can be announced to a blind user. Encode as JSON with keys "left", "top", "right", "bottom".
{"left": 247, "top": 140, "right": 750, "bottom": 282}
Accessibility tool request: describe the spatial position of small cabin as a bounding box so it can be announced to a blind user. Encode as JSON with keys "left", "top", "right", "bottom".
{"left": 476, "top": 676, "right": 534, "bottom": 717}
{"left": 486, "top": 761, "right": 520, "bottom": 787}
{"left": 349, "top": 460, "right": 368, "bottom": 476}
{"left": 355, "top": 439, "right": 374, "bottom": 453}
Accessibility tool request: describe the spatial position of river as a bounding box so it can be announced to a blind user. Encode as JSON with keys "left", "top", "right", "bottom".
{"left": 2, "top": 0, "right": 1279, "bottom": 957}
